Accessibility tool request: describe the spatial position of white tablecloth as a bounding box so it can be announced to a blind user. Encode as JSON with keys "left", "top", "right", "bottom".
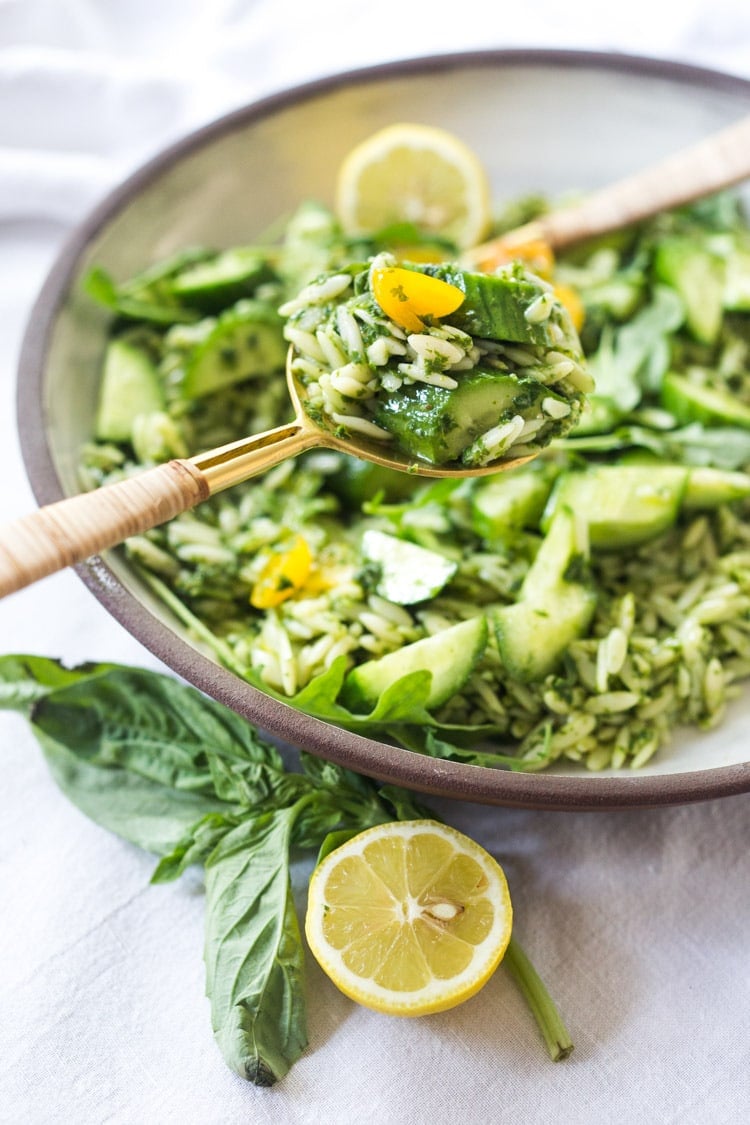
{"left": 2, "top": 3, "right": 750, "bottom": 1122}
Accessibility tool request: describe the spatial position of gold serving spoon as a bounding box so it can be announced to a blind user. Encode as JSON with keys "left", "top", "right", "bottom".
{"left": 2, "top": 111, "right": 750, "bottom": 598}
{"left": 0, "top": 356, "right": 533, "bottom": 598}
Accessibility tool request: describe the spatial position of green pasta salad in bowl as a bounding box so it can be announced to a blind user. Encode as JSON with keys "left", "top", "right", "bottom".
{"left": 18, "top": 51, "right": 750, "bottom": 808}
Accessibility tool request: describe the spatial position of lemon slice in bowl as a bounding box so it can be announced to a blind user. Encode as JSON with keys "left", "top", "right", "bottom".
{"left": 335, "top": 123, "right": 492, "bottom": 249}
{"left": 304, "top": 819, "right": 513, "bottom": 1016}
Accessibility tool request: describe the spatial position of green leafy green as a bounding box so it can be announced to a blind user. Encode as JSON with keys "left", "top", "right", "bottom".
{"left": 5, "top": 654, "right": 574, "bottom": 1080}
{"left": 2, "top": 655, "right": 439, "bottom": 1083}
{"left": 203, "top": 803, "right": 310, "bottom": 1086}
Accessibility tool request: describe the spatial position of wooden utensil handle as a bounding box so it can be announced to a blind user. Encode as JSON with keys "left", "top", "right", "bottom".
{"left": 466, "top": 113, "right": 750, "bottom": 265}
{"left": 0, "top": 460, "right": 208, "bottom": 598}
{"left": 540, "top": 113, "right": 750, "bottom": 248}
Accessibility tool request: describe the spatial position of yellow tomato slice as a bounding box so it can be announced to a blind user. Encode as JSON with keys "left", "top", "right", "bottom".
{"left": 250, "top": 535, "right": 313, "bottom": 609}
{"left": 371, "top": 265, "right": 465, "bottom": 332}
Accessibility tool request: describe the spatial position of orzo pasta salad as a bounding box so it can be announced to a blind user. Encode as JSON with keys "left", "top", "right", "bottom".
{"left": 80, "top": 132, "right": 750, "bottom": 773}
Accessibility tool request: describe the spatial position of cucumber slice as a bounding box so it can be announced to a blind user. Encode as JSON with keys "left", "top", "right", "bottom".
{"left": 341, "top": 615, "right": 487, "bottom": 713}
{"left": 417, "top": 262, "right": 577, "bottom": 348}
{"left": 653, "top": 236, "right": 725, "bottom": 345}
{"left": 95, "top": 338, "right": 165, "bottom": 443}
{"left": 542, "top": 465, "right": 687, "bottom": 549}
{"left": 724, "top": 245, "right": 750, "bottom": 311}
{"left": 683, "top": 466, "right": 750, "bottom": 508}
{"left": 571, "top": 393, "right": 626, "bottom": 436}
{"left": 494, "top": 587, "right": 596, "bottom": 683}
{"left": 661, "top": 370, "right": 750, "bottom": 429}
{"left": 494, "top": 507, "right": 596, "bottom": 681}
{"left": 618, "top": 452, "right": 750, "bottom": 508}
{"left": 170, "top": 248, "right": 274, "bottom": 311}
{"left": 182, "top": 300, "right": 286, "bottom": 399}
{"left": 361, "top": 529, "right": 457, "bottom": 604}
{"left": 373, "top": 370, "right": 558, "bottom": 466}
{"left": 470, "top": 463, "right": 558, "bottom": 541}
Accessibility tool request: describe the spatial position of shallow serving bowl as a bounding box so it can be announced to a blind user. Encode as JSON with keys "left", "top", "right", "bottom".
{"left": 17, "top": 48, "right": 750, "bottom": 810}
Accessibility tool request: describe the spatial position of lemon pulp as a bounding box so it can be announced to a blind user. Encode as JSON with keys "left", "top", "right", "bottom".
{"left": 305, "top": 820, "right": 512, "bottom": 1016}
{"left": 335, "top": 123, "right": 492, "bottom": 250}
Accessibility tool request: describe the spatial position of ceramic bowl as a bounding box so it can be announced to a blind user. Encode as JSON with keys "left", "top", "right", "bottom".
{"left": 17, "top": 49, "right": 750, "bottom": 809}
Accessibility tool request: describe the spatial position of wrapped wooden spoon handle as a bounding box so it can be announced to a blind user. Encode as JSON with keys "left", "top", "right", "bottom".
{"left": 541, "top": 113, "right": 750, "bottom": 248}
{"left": 0, "top": 460, "right": 208, "bottom": 598}
{"left": 467, "top": 113, "right": 750, "bottom": 265}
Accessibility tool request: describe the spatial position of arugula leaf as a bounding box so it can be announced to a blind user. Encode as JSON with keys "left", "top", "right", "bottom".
{"left": 561, "top": 421, "right": 750, "bottom": 469}
{"left": 202, "top": 803, "right": 310, "bottom": 1086}
{"left": 83, "top": 266, "right": 201, "bottom": 325}
{"left": 585, "top": 285, "right": 685, "bottom": 419}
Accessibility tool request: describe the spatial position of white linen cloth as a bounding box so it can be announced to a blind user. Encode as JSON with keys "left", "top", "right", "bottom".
{"left": 1, "top": 3, "right": 750, "bottom": 1122}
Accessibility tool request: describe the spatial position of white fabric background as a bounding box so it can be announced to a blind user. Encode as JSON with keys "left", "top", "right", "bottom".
{"left": 1, "top": 2, "right": 750, "bottom": 1122}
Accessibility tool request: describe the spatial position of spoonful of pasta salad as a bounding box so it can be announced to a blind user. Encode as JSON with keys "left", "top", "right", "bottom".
{"left": 0, "top": 256, "right": 587, "bottom": 598}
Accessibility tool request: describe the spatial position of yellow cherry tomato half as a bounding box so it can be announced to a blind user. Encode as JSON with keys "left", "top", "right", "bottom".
{"left": 371, "top": 265, "right": 465, "bottom": 333}
{"left": 250, "top": 535, "right": 313, "bottom": 609}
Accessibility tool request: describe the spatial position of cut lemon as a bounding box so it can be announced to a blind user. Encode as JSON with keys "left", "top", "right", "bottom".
{"left": 335, "top": 123, "right": 492, "bottom": 250}
{"left": 304, "top": 819, "right": 512, "bottom": 1016}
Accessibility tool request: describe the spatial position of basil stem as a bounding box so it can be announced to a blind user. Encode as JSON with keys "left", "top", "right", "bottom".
{"left": 503, "top": 936, "right": 574, "bottom": 1061}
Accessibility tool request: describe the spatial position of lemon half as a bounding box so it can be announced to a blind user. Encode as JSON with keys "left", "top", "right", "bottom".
{"left": 305, "top": 819, "right": 512, "bottom": 1016}
{"left": 335, "top": 123, "right": 492, "bottom": 249}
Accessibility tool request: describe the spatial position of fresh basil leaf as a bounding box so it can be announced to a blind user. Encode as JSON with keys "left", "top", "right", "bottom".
{"left": 150, "top": 811, "right": 242, "bottom": 882}
{"left": 28, "top": 666, "right": 288, "bottom": 806}
{"left": 314, "top": 826, "right": 364, "bottom": 865}
{"left": 376, "top": 784, "right": 437, "bottom": 821}
{"left": 0, "top": 654, "right": 118, "bottom": 712}
{"left": 203, "top": 805, "right": 308, "bottom": 1086}
{"left": 34, "top": 727, "right": 230, "bottom": 854}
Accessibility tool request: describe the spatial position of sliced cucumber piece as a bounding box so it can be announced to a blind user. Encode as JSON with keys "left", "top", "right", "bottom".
{"left": 361, "top": 529, "right": 457, "bottom": 604}
{"left": 95, "top": 338, "right": 165, "bottom": 443}
{"left": 542, "top": 465, "right": 687, "bottom": 549}
{"left": 341, "top": 615, "right": 487, "bottom": 713}
{"left": 661, "top": 370, "right": 750, "bottom": 429}
{"left": 683, "top": 466, "right": 750, "bottom": 508}
{"left": 653, "top": 236, "right": 725, "bottom": 345}
{"left": 723, "top": 244, "right": 750, "bottom": 311}
{"left": 494, "top": 507, "right": 596, "bottom": 681}
{"left": 619, "top": 453, "right": 750, "bottom": 508}
{"left": 418, "top": 262, "right": 577, "bottom": 348}
{"left": 182, "top": 300, "right": 286, "bottom": 399}
{"left": 373, "top": 370, "right": 559, "bottom": 466}
{"left": 470, "top": 463, "right": 558, "bottom": 541}
{"left": 494, "top": 588, "right": 596, "bottom": 683}
{"left": 170, "top": 248, "right": 274, "bottom": 311}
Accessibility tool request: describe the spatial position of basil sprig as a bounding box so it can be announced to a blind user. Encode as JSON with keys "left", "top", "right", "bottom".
{"left": 0, "top": 655, "right": 429, "bottom": 1085}
{"left": 2, "top": 654, "right": 573, "bottom": 1083}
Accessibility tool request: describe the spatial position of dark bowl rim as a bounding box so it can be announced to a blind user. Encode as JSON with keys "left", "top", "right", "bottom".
{"left": 16, "top": 46, "right": 750, "bottom": 811}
